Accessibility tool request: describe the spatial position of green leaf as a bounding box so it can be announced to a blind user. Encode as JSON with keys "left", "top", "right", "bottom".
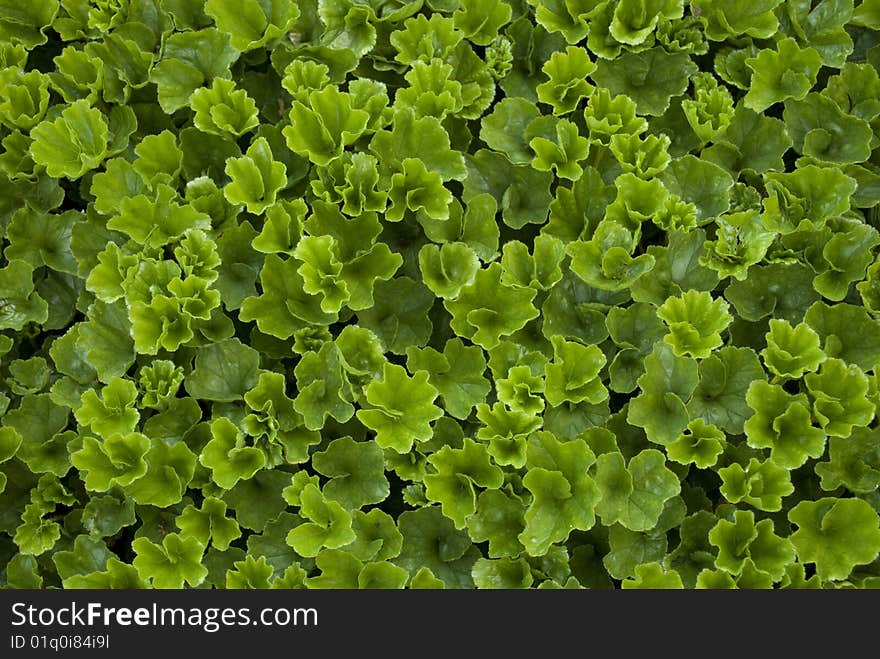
{"left": 370, "top": 108, "right": 467, "bottom": 182}
{"left": 205, "top": 0, "right": 299, "bottom": 51}
{"left": 724, "top": 263, "right": 819, "bottom": 324}
{"left": 387, "top": 158, "right": 452, "bottom": 221}
{"left": 191, "top": 77, "right": 259, "bottom": 138}
{"left": 480, "top": 97, "right": 542, "bottom": 164}
{"left": 454, "top": 0, "right": 512, "bottom": 45}
{"left": 283, "top": 86, "right": 369, "bottom": 166}
{"left": 313, "top": 436, "right": 389, "bottom": 510}
{"left": 5, "top": 393, "right": 71, "bottom": 476}
{"left": 686, "top": 347, "right": 765, "bottom": 434}
{"left": 743, "top": 38, "right": 822, "bottom": 113}
{"left": 530, "top": 118, "right": 591, "bottom": 180}
{"left": 785, "top": 0, "right": 854, "bottom": 67}
{"left": 226, "top": 555, "right": 274, "bottom": 589}
{"left": 744, "top": 381, "right": 827, "bottom": 469}
{"left": 305, "top": 549, "right": 362, "bottom": 588}
{"left": 240, "top": 254, "right": 336, "bottom": 340}
{"left": 658, "top": 289, "right": 732, "bottom": 359}
{"left": 760, "top": 318, "right": 826, "bottom": 379}
{"left": 463, "top": 149, "right": 553, "bottom": 229}
{"left": 200, "top": 417, "right": 266, "bottom": 490}
{"left": 150, "top": 28, "right": 240, "bottom": 113}
{"left": 583, "top": 87, "right": 648, "bottom": 145}
{"left": 544, "top": 336, "right": 607, "bottom": 407}
{"left": 628, "top": 343, "right": 699, "bottom": 446}
{"left": 176, "top": 497, "right": 241, "bottom": 551}
{"left": 594, "top": 449, "right": 680, "bottom": 531}
{"left": 526, "top": 0, "right": 594, "bottom": 44}
{"left": 703, "top": 103, "right": 792, "bottom": 175}
{"left": 185, "top": 338, "right": 261, "bottom": 402}
{"left": 445, "top": 262, "right": 539, "bottom": 350}
{"left": 71, "top": 433, "right": 150, "bottom": 492}
{"left": 132, "top": 533, "right": 208, "bottom": 588}
{"left": 425, "top": 438, "right": 504, "bottom": 529}
{"left": 223, "top": 136, "right": 287, "bottom": 215}
{"left": 29, "top": 100, "right": 108, "bottom": 179}
{"left": 681, "top": 73, "right": 735, "bottom": 144}
{"left": 700, "top": 210, "right": 776, "bottom": 281}
{"left": 89, "top": 158, "right": 147, "bottom": 216}
{"left": 286, "top": 484, "right": 356, "bottom": 557}
{"left": 622, "top": 562, "right": 684, "bottom": 589}
{"left": 591, "top": 48, "right": 697, "bottom": 116}
{"left": 762, "top": 165, "right": 856, "bottom": 234}
{"left": 811, "top": 218, "right": 880, "bottom": 302}
{"left": 804, "top": 301, "right": 880, "bottom": 371}
{"left": 805, "top": 359, "right": 875, "bottom": 438}
{"left": 606, "top": 302, "right": 666, "bottom": 392}
{"left": 609, "top": 131, "right": 671, "bottom": 180}
{"left": 52, "top": 535, "right": 113, "bottom": 582}
{"left": 133, "top": 131, "right": 183, "bottom": 187}
{"left": 14, "top": 501, "right": 61, "bottom": 556}
{"left": 406, "top": 338, "right": 491, "bottom": 420}
{"left": 520, "top": 431, "right": 599, "bottom": 555}
{"left": 419, "top": 242, "right": 480, "bottom": 300}
{"left": 394, "top": 507, "right": 479, "bottom": 588}
{"left": 631, "top": 228, "right": 719, "bottom": 306}
{"left": 302, "top": 204, "right": 403, "bottom": 312}
{"left": 63, "top": 557, "right": 146, "bottom": 589}
{"left": 611, "top": 0, "right": 684, "bottom": 46}
{"left": 719, "top": 457, "right": 794, "bottom": 512}
{"left": 252, "top": 199, "right": 307, "bottom": 255}
{"left": 0, "top": 68, "right": 49, "bottom": 131}
{"left": 467, "top": 489, "right": 527, "bottom": 558}
{"left": 667, "top": 419, "right": 726, "bottom": 469}
{"left": 788, "top": 498, "right": 880, "bottom": 581}
{"left": 604, "top": 525, "right": 668, "bottom": 580}
{"left": 853, "top": 0, "right": 880, "bottom": 26}
{"left": 0, "top": 425, "right": 22, "bottom": 470}
{"left": 394, "top": 58, "right": 463, "bottom": 120}
{"left": 74, "top": 377, "right": 139, "bottom": 439}
{"left": 659, "top": 155, "right": 734, "bottom": 224}
{"left": 501, "top": 235, "right": 566, "bottom": 293}
{"left": 567, "top": 221, "right": 656, "bottom": 292}
{"left": 473, "top": 557, "right": 533, "bottom": 589}
{"left": 345, "top": 508, "right": 403, "bottom": 562}
{"left": 293, "top": 342, "right": 355, "bottom": 431}
{"left": 784, "top": 93, "right": 872, "bottom": 164}
{"left": 692, "top": 0, "right": 783, "bottom": 40}
{"left": 246, "top": 512, "right": 302, "bottom": 573}
{"left": 476, "top": 401, "right": 541, "bottom": 468}
{"left": 125, "top": 440, "right": 196, "bottom": 507}
{"left": 317, "top": 1, "right": 380, "bottom": 58}
{"left": 81, "top": 492, "right": 136, "bottom": 538}
{"left": 0, "top": 259, "right": 48, "bottom": 330}
{"left": 138, "top": 360, "right": 185, "bottom": 411}
{"left": 389, "top": 12, "right": 458, "bottom": 64}
{"left": 224, "top": 468, "right": 290, "bottom": 532}
{"left": 6, "top": 554, "right": 42, "bottom": 588}
{"left": 665, "top": 511, "right": 719, "bottom": 587}
{"left": 815, "top": 427, "right": 880, "bottom": 494}
{"left": 709, "top": 509, "right": 794, "bottom": 580}
{"left": 356, "top": 363, "right": 443, "bottom": 453}
{"left": 0, "top": 0, "right": 58, "bottom": 48}
{"left": 107, "top": 185, "right": 211, "bottom": 248}
{"left": 496, "top": 365, "right": 545, "bottom": 415}
{"left": 536, "top": 46, "right": 596, "bottom": 115}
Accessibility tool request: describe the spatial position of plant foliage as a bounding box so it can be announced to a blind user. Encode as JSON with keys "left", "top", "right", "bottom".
{"left": 1, "top": 0, "right": 880, "bottom": 591}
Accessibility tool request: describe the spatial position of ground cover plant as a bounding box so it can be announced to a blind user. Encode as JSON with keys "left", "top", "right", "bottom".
{"left": 1, "top": 0, "right": 880, "bottom": 590}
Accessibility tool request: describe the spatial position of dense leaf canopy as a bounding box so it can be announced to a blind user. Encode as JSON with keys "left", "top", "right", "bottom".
{"left": 1, "top": 0, "right": 880, "bottom": 590}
